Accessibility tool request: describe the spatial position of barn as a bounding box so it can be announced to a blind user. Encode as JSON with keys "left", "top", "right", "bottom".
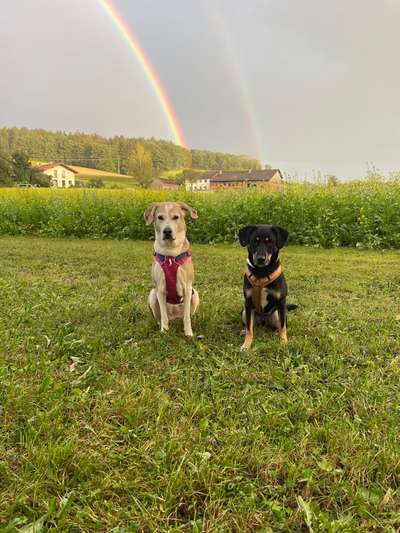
{"left": 185, "top": 169, "right": 283, "bottom": 191}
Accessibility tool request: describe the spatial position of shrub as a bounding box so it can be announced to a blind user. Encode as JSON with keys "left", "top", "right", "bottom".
{"left": 0, "top": 182, "right": 399, "bottom": 248}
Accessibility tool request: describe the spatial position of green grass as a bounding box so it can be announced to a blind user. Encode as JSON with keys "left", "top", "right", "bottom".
{"left": 77, "top": 175, "right": 139, "bottom": 188}
{"left": 1, "top": 236, "right": 400, "bottom": 531}
{"left": 159, "top": 169, "right": 185, "bottom": 179}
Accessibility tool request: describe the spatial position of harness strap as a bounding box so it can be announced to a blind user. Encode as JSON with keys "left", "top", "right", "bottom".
{"left": 154, "top": 250, "right": 192, "bottom": 263}
{"left": 154, "top": 250, "right": 192, "bottom": 305}
{"left": 245, "top": 263, "right": 282, "bottom": 313}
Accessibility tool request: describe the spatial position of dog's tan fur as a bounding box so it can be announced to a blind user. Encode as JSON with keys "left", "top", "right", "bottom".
{"left": 144, "top": 202, "right": 199, "bottom": 336}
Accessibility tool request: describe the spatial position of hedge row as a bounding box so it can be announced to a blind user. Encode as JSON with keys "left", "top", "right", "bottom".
{"left": 0, "top": 182, "right": 399, "bottom": 248}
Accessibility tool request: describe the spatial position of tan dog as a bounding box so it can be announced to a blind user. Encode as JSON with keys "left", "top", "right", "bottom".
{"left": 144, "top": 202, "right": 199, "bottom": 337}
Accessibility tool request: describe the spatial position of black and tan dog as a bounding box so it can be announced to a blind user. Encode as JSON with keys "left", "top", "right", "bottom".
{"left": 239, "top": 224, "right": 296, "bottom": 351}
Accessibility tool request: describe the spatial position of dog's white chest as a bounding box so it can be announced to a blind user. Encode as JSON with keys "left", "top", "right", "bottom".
{"left": 260, "top": 288, "right": 268, "bottom": 310}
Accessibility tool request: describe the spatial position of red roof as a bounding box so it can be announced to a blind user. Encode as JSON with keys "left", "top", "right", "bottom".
{"left": 35, "top": 163, "right": 78, "bottom": 174}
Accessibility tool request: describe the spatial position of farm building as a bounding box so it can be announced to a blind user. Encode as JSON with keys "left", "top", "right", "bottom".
{"left": 185, "top": 169, "right": 283, "bottom": 191}
{"left": 35, "top": 163, "right": 78, "bottom": 188}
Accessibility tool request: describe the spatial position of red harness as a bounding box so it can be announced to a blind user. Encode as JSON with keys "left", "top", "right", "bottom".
{"left": 154, "top": 250, "right": 192, "bottom": 304}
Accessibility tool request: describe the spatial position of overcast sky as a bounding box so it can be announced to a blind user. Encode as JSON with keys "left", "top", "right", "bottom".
{"left": 1, "top": 0, "right": 399, "bottom": 179}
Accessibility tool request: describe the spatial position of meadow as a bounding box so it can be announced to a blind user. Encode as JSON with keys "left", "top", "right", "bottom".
{"left": 0, "top": 237, "right": 399, "bottom": 531}
{"left": 0, "top": 180, "right": 400, "bottom": 248}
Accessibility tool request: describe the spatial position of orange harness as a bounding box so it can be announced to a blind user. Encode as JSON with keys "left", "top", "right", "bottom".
{"left": 245, "top": 262, "right": 282, "bottom": 313}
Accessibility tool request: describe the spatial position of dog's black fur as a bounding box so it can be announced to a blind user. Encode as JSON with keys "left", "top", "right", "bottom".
{"left": 239, "top": 224, "right": 296, "bottom": 347}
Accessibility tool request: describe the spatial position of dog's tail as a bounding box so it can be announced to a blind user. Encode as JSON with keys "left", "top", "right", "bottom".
{"left": 287, "top": 304, "right": 299, "bottom": 312}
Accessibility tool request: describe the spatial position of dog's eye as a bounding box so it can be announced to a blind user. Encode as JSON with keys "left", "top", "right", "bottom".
{"left": 172, "top": 215, "right": 179, "bottom": 220}
{"left": 158, "top": 215, "right": 164, "bottom": 221}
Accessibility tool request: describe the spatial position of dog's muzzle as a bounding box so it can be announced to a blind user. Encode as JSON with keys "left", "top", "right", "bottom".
{"left": 254, "top": 253, "right": 271, "bottom": 266}
{"left": 163, "top": 227, "right": 174, "bottom": 240}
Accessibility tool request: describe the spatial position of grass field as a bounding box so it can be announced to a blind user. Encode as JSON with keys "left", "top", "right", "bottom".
{"left": 1, "top": 236, "right": 400, "bottom": 531}
{"left": 69, "top": 166, "right": 138, "bottom": 189}
{"left": 76, "top": 176, "right": 139, "bottom": 189}
{"left": 68, "top": 166, "right": 133, "bottom": 179}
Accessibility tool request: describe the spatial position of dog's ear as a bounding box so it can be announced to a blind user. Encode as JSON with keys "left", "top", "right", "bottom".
{"left": 144, "top": 203, "right": 160, "bottom": 225}
{"left": 271, "top": 226, "right": 289, "bottom": 248}
{"left": 177, "top": 202, "right": 198, "bottom": 219}
{"left": 238, "top": 225, "right": 257, "bottom": 247}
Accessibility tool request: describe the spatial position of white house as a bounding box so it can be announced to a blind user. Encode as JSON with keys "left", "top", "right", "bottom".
{"left": 35, "top": 163, "right": 78, "bottom": 188}
{"left": 185, "top": 178, "right": 210, "bottom": 192}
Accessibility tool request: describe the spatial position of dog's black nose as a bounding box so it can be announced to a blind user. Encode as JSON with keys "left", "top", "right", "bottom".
{"left": 256, "top": 256, "right": 266, "bottom": 265}
{"left": 163, "top": 227, "right": 173, "bottom": 239}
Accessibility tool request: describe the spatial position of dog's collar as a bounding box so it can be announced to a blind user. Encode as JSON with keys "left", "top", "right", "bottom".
{"left": 245, "top": 259, "right": 282, "bottom": 288}
{"left": 154, "top": 250, "right": 192, "bottom": 264}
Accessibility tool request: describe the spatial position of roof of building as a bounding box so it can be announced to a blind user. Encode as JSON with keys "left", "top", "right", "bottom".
{"left": 35, "top": 163, "right": 78, "bottom": 174}
{"left": 197, "top": 170, "right": 219, "bottom": 180}
{"left": 207, "top": 169, "right": 283, "bottom": 183}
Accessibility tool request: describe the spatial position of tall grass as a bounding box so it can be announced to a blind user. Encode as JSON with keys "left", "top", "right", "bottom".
{"left": 0, "top": 182, "right": 399, "bottom": 248}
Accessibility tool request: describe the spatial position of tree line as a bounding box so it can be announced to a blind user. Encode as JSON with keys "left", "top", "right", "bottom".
{"left": 0, "top": 127, "right": 261, "bottom": 183}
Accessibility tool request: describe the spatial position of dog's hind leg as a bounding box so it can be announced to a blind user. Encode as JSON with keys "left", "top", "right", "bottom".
{"left": 148, "top": 289, "right": 161, "bottom": 324}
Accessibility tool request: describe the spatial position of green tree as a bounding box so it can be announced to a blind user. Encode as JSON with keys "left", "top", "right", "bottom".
{"left": 11, "top": 151, "right": 31, "bottom": 183}
{"left": 0, "top": 152, "right": 12, "bottom": 186}
{"left": 10, "top": 151, "right": 50, "bottom": 186}
{"left": 128, "top": 143, "right": 153, "bottom": 187}
{"left": 30, "top": 169, "right": 51, "bottom": 187}
{"left": 0, "top": 126, "right": 263, "bottom": 176}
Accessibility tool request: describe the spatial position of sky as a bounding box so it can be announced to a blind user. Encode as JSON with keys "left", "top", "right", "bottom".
{"left": 1, "top": 0, "right": 399, "bottom": 179}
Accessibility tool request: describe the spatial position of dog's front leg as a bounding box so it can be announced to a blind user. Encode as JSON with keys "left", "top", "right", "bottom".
{"left": 183, "top": 282, "right": 193, "bottom": 337}
{"left": 157, "top": 288, "right": 169, "bottom": 332}
{"left": 277, "top": 300, "right": 288, "bottom": 344}
{"left": 241, "top": 298, "right": 254, "bottom": 351}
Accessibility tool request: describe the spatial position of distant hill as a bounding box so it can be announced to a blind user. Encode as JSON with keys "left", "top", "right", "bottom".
{"left": 0, "top": 126, "right": 262, "bottom": 177}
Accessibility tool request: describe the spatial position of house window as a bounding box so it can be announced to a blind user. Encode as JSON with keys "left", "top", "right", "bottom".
{"left": 62, "top": 180, "right": 66, "bottom": 188}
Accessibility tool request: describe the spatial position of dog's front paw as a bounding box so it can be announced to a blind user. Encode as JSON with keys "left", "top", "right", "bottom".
{"left": 278, "top": 328, "right": 288, "bottom": 345}
{"left": 240, "top": 342, "right": 251, "bottom": 351}
{"left": 184, "top": 328, "right": 194, "bottom": 338}
{"left": 160, "top": 325, "right": 169, "bottom": 333}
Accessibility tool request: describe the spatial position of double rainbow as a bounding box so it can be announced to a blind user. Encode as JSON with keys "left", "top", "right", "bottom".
{"left": 205, "top": 1, "right": 263, "bottom": 162}
{"left": 97, "top": 0, "right": 187, "bottom": 148}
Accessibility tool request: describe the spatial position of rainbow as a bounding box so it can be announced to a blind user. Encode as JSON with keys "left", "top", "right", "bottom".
{"left": 204, "top": 1, "right": 263, "bottom": 162}
{"left": 96, "top": 0, "right": 187, "bottom": 147}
